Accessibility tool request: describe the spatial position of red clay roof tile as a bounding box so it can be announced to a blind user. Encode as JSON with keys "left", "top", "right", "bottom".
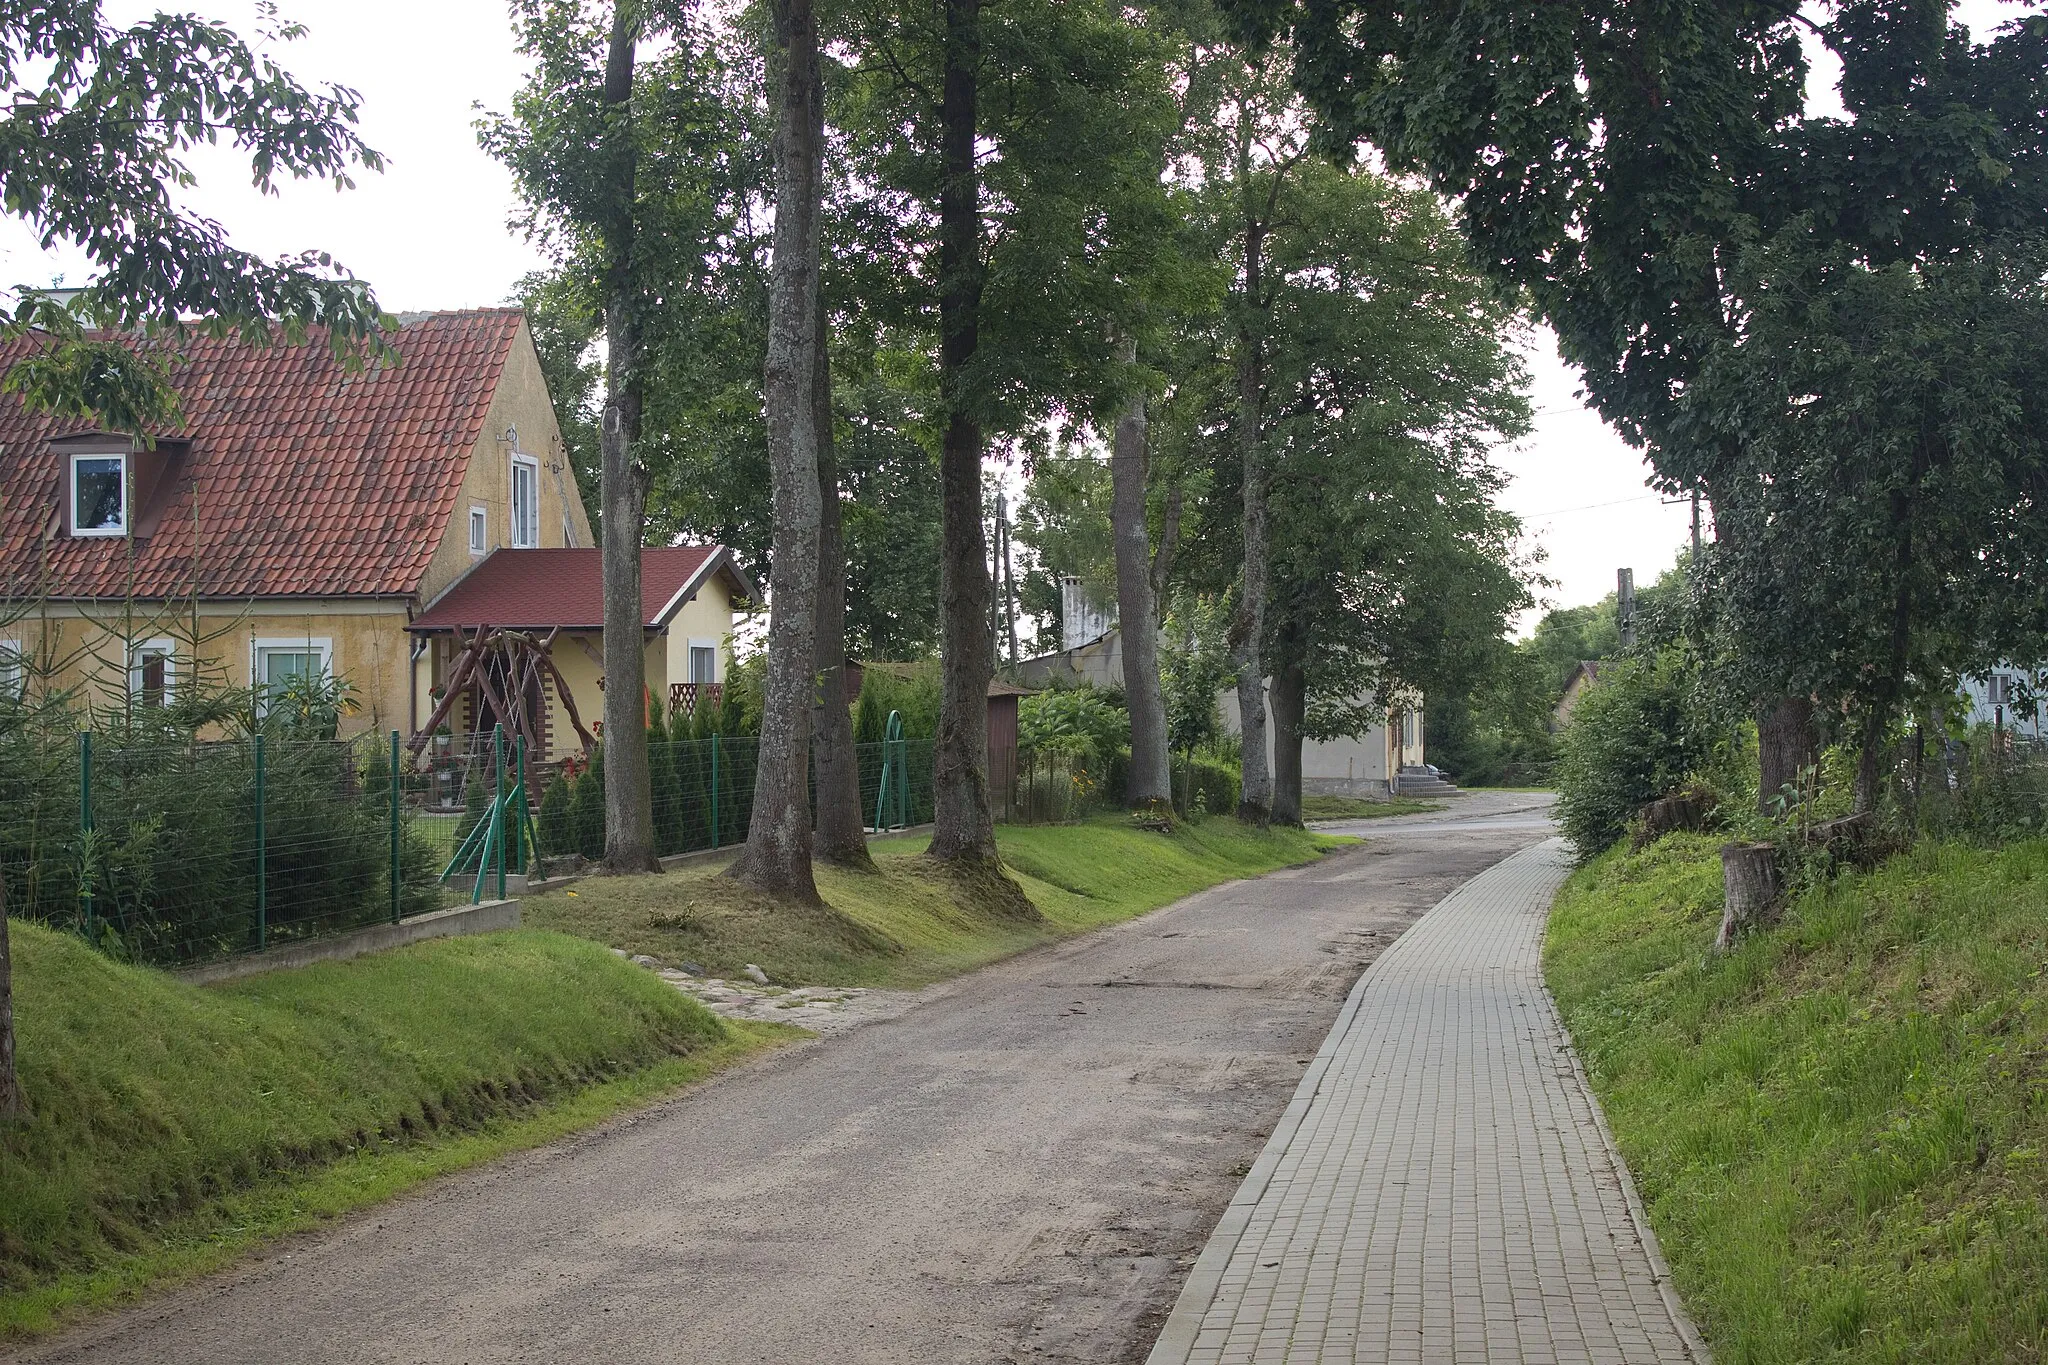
{"left": 0, "top": 310, "right": 522, "bottom": 601}
{"left": 408, "top": 545, "right": 727, "bottom": 633}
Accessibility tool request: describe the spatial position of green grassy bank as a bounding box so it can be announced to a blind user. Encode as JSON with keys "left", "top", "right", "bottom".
{"left": 1546, "top": 834, "right": 2048, "bottom": 1362}
{"left": 0, "top": 927, "right": 781, "bottom": 1340}
{"left": 1300, "top": 795, "right": 1443, "bottom": 821}
{"left": 527, "top": 816, "right": 1343, "bottom": 987}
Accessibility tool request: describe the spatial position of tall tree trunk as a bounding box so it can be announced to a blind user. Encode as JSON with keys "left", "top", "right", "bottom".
{"left": 732, "top": 0, "right": 827, "bottom": 901}
{"left": 1854, "top": 486, "right": 1917, "bottom": 817}
{"left": 930, "top": 0, "right": 1000, "bottom": 868}
{"left": 1230, "top": 202, "right": 1271, "bottom": 825}
{"left": 1110, "top": 337, "right": 1169, "bottom": 809}
{"left": 812, "top": 296, "right": 871, "bottom": 869}
{"left": 1756, "top": 694, "right": 1818, "bottom": 818}
{"left": 598, "top": 4, "right": 659, "bottom": 874}
{"left": 0, "top": 875, "right": 25, "bottom": 1121}
{"left": 1269, "top": 645, "right": 1305, "bottom": 827}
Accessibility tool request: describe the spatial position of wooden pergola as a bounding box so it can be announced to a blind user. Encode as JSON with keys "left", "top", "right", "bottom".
{"left": 407, "top": 624, "right": 595, "bottom": 762}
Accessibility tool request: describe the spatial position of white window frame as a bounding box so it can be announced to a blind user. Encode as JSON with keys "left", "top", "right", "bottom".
{"left": 128, "top": 637, "right": 177, "bottom": 706}
{"left": 69, "top": 451, "right": 128, "bottom": 538}
{"left": 510, "top": 454, "right": 540, "bottom": 549}
{"left": 251, "top": 636, "right": 335, "bottom": 713}
{"left": 469, "top": 505, "right": 488, "bottom": 556}
{"left": 687, "top": 638, "right": 719, "bottom": 685}
{"left": 0, "top": 638, "right": 22, "bottom": 700}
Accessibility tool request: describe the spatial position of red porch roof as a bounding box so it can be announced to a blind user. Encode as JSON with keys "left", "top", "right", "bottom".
{"left": 407, "top": 545, "right": 752, "bottom": 633}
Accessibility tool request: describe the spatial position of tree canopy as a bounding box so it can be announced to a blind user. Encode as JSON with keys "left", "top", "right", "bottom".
{"left": 0, "top": 0, "right": 391, "bottom": 429}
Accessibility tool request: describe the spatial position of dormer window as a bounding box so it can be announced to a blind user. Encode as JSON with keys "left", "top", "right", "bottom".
{"left": 71, "top": 453, "right": 127, "bottom": 537}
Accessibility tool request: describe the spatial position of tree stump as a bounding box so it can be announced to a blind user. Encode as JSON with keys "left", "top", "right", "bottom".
{"left": 1632, "top": 793, "right": 1709, "bottom": 849}
{"left": 1717, "top": 842, "right": 1780, "bottom": 951}
{"left": 1807, "top": 812, "right": 1881, "bottom": 868}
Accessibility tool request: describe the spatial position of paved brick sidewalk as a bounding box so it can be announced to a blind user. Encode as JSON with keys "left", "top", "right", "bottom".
{"left": 1147, "top": 838, "right": 1705, "bottom": 1365}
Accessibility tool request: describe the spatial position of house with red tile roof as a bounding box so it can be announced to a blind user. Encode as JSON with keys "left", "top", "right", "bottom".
{"left": 0, "top": 310, "right": 749, "bottom": 759}
{"left": 406, "top": 544, "right": 757, "bottom": 759}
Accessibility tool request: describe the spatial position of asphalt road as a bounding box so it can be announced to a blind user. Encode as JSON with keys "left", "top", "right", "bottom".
{"left": 17, "top": 791, "right": 1555, "bottom": 1365}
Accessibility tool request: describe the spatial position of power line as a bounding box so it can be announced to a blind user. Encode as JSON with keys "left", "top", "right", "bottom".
{"left": 1513, "top": 491, "right": 1665, "bottom": 518}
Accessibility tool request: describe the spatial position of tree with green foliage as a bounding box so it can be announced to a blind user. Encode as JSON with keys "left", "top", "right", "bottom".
{"left": 1153, "top": 50, "right": 1532, "bottom": 825}
{"left": 0, "top": 0, "right": 397, "bottom": 1119}
{"left": 833, "top": 0, "right": 1178, "bottom": 869}
{"left": 1224, "top": 0, "right": 2048, "bottom": 822}
{"left": 1526, "top": 603, "right": 1622, "bottom": 700}
{"left": 1013, "top": 450, "right": 1117, "bottom": 652}
{"left": 486, "top": 0, "right": 768, "bottom": 872}
{"left": 1553, "top": 651, "right": 1709, "bottom": 856}
{"left": 0, "top": 0, "right": 391, "bottom": 426}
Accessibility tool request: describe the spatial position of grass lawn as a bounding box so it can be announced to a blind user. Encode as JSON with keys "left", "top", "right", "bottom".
{"left": 1546, "top": 834, "right": 2048, "bottom": 1363}
{"left": 1299, "top": 794, "right": 1443, "bottom": 821}
{"left": 525, "top": 815, "right": 1344, "bottom": 988}
{"left": 0, "top": 925, "right": 790, "bottom": 1340}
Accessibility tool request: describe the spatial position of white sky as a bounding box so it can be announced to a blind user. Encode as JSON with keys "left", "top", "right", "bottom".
{"left": 3, "top": 0, "right": 2034, "bottom": 632}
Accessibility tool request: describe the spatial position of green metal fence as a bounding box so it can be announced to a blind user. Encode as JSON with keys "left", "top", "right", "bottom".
{"left": 2, "top": 719, "right": 952, "bottom": 967}
{"left": 530, "top": 734, "right": 938, "bottom": 863}
{"left": 1, "top": 729, "right": 445, "bottom": 966}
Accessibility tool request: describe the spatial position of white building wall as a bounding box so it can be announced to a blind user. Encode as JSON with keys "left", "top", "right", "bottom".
{"left": 1218, "top": 686, "right": 1404, "bottom": 798}
{"left": 1013, "top": 627, "right": 1413, "bottom": 797}
{"left": 1961, "top": 666, "right": 2046, "bottom": 741}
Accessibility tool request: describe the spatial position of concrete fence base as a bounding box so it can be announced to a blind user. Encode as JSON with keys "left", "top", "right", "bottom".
{"left": 175, "top": 900, "right": 521, "bottom": 986}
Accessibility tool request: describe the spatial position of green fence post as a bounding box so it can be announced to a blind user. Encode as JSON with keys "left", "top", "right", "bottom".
{"left": 493, "top": 724, "right": 507, "bottom": 901}
{"left": 710, "top": 733, "right": 721, "bottom": 850}
{"left": 78, "top": 729, "right": 93, "bottom": 941}
{"left": 389, "top": 730, "right": 402, "bottom": 924}
{"left": 254, "top": 733, "right": 267, "bottom": 952}
{"left": 514, "top": 733, "right": 527, "bottom": 874}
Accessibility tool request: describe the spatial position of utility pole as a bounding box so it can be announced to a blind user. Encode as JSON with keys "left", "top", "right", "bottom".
{"left": 1690, "top": 489, "right": 1702, "bottom": 566}
{"left": 988, "top": 493, "right": 1002, "bottom": 667}
{"left": 1617, "top": 567, "right": 1636, "bottom": 649}
{"left": 999, "top": 499, "right": 1017, "bottom": 666}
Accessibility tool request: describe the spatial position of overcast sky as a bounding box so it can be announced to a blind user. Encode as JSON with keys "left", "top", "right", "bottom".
{"left": 3, "top": 0, "right": 2033, "bottom": 631}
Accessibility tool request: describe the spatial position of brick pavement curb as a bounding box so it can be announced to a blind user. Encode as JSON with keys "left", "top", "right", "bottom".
{"left": 1146, "top": 837, "right": 1709, "bottom": 1365}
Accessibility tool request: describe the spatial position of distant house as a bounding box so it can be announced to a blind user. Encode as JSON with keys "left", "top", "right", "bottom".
{"left": 1553, "top": 660, "right": 1604, "bottom": 729}
{"left": 1014, "top": 627, "right": 1421, "bottom": 799}
{"left": 1960, "top": 666, "right": 2045, "bottom": 742}
{"left": 0, "top": 310, "right": 749, "bottom": 759}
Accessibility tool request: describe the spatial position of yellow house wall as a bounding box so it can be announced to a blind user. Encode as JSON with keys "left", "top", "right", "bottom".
{"left": 13, "top": 601, "right": 416, "bottom": 738}
{"left": 663, "top": 573, "right": 734, "bottom": 684}
{"left": 14, "top": 319, "right": 603, "bottom": 747}
{"left": 416, "top": 318, "right": 596, "bottom": 608}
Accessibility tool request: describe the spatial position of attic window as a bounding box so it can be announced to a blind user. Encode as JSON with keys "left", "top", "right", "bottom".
{"left": 71, "top": 454, "right": 127, "bottom": 537}
{"left": 469, "top": 506, "right": 487, "bottom": 556}
{"left": 511, "top": 455, "right": 539, "bottom": 548}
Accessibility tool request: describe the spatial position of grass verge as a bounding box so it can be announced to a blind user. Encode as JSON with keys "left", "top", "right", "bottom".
{"left": 1545, "top": 834, "right": 2048, "bottom": 1363}
{"left": 526, "top": 815, "right": 1343, "bottom": 988}
{"left": 1300, "top": 795, "right": 1443, "bottom": 821}
{"left": 0, "top": 925, "right": 790, "bottom": 1341}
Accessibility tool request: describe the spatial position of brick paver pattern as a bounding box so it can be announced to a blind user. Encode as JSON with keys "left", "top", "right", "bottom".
{"left": 1148, "top": 839, "right": 1703, "bottom": 1364}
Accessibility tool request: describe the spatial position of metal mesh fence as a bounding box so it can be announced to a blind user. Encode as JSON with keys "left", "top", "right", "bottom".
{"left": 2, "top": 720, "right": 1007, "bottom": 968}
{"left": 2, "top": 730, "right": 445, "bottom": 966}
{"left": 530, "top": 736, "right": 938, "bottom": 862}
